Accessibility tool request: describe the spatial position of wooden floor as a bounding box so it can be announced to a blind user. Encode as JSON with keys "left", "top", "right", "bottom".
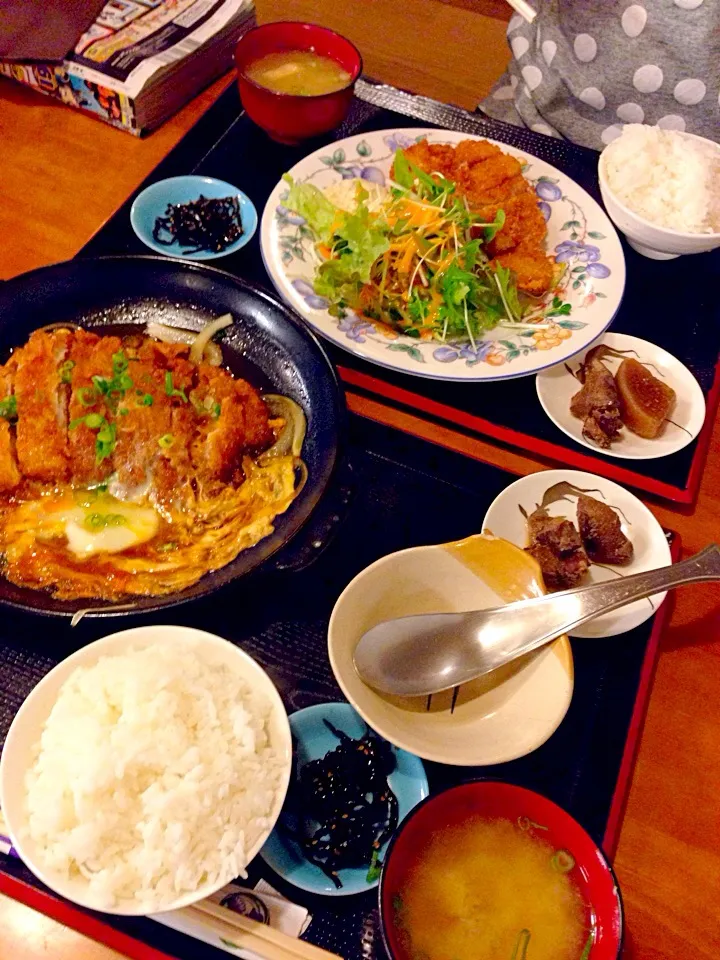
{"left": 1, "top": 1, "right": 720, "bottom": 958}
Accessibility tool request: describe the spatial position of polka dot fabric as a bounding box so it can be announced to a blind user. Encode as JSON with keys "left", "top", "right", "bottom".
{"left": 480, "top": 0, "right": 719, "bottom": 150}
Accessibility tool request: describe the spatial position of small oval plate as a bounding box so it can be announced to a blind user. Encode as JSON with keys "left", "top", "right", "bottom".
{"left": 483, "top": 469, "right": 672, "bottom": 638}
{"left": 535, "top": 332, "right": 705, "bottom": 459}
{"left": 259, "top": 702, "right": 428, "bottom": 897}
{"left": 130, "top": 175, "right": 258, "bottom": 260}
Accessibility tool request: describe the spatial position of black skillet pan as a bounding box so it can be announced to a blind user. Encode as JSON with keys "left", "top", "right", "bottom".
{"left": 0, "top": 256, "right": 344, "bottom": 618}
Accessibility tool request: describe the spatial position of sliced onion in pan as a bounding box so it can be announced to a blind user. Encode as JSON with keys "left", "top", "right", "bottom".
{"left": 261, "top": 395, "right": 307, "bottom": 461}
{"left": 146, "top": 313, "right": 233, "bottom": 366}
{"left": 36, "top": 322, "right": 83, "bottom": 334}
{"left": 189, "top": 313, "right": 233, "bottom": 364}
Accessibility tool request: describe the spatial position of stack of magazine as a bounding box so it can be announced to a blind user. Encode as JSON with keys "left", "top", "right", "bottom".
{"left": 0, "top": 0, "right": 254, "bottom": 135}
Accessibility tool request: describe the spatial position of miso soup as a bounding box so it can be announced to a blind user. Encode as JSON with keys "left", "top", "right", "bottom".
{"left": 245, "top": 50, "right": 352, "bottom": 96}
{"left": 392, "top": 818, "right": 591, "bottom": 960}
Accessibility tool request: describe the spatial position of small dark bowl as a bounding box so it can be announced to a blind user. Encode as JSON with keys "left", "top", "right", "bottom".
{"left": 235, "top": 21, "right": 362, "bottom": 144}
{"left": 380, "top": 781, "right": 623, "bottom": 960}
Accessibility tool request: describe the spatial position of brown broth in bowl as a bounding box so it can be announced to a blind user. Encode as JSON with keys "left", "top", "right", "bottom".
{"left": 244, "top": 50, "right": 351, "bottom": 96}
{"left": 392, "top": 818, "right": 590, "bottom": 960}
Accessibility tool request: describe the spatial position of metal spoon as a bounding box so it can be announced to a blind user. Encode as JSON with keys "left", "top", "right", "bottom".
{"left": 353, "top": 544, "right": 720, "bottom": 697}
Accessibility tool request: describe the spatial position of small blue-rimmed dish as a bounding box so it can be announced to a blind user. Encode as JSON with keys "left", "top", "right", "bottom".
{"left": 259, "top": 702, "right": 428, "bottom": 897}
{"left": 130, "top": 175, "right": 257, "bottom": 260}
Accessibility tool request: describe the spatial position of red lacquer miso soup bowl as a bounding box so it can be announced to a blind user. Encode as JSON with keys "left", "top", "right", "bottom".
{"left": 380, "top": 781, "right": 623, "bottom": 960}
{"left": 235, "top": 21, "right": 362, "bottom": 144}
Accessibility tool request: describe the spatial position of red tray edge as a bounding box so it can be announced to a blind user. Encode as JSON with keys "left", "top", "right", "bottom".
{"left": 0, "top": 870, "right": 178, "bottom": 960}
{"left": 339, "top": 356, "right": 720, "bottom": 506}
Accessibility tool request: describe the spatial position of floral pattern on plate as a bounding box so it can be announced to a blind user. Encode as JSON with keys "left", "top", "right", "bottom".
{"left": 261, "top": 129, "right": 626, "bottom": 382}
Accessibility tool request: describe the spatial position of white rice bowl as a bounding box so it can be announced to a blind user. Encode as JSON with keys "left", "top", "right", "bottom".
{"left": 0, "top": 627, "right": 291, "bottom": 914}
{"left": 602, "top": 125, "right": 720, "bottom": 234}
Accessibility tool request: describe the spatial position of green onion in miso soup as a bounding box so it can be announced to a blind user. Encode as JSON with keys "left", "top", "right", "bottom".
{"left": 245, "top": 51, "right": 351, "bottom": 96}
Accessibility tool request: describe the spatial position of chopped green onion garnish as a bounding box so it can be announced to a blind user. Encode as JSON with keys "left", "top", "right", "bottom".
{"left": 551, "top": 850, "right": 575, "bottom": 873}
{"left": 165, "top": 372, "right": 188, "bottom": 402}
{"left": 59, "top": 360, "right": 75, "bottom": 383}
{"left": 158, "top": 433, "right": 174, "bottom": 450}
{"left": 0, "top": 395, "right": 17, "bottom": 421}
{"left": 579, "top": 930, "right": 594, "bottom": 960}
{"left": 157, "top": 541, "right": 178, "bottom": 553}
{"left": 139, "top": 393, "right": 153, "bottom": 406}
{"left": 366, "top": 849, "right": 382, "bottom": 883}
{"left": 119, "top": 407, "right": 128, "bottom": 416}
{"left": 112, "top": 350, "right": 129, "bottom": 375}
{"left": 511, "top": 929, "right": 531, "bottom": 960}
{"left": 517, "top": 816, "right": 548, "bottom": 832}
{"left": 77, "top": 386, "right": 97, "bottom": 407}
{"left": 69, "top": 413, "right": 116, "bottom": 462}
{"left": 84, "top": 512, "right": 128, "bottom": 531}
{"left": 95, "top": 420, "right": 116, "bottom": 463}
{"left": 211, "top": 401, "right": 221, "bottom": 419}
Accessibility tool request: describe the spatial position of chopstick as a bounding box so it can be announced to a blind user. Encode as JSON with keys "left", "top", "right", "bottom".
{"left": 505, "top": 0, "right": 537, "bottom": 23}
{"left": 191, "top": 900, "right": 341, "bottom": 960}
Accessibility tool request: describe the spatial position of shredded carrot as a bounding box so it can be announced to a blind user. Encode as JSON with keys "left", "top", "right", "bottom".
{"left": 396, "top": 236, "right": 417, "bottom": 274}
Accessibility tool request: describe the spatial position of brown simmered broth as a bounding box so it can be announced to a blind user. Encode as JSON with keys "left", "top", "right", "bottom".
{"left": 0, "top": 327, "right": 300, "bottom": 601}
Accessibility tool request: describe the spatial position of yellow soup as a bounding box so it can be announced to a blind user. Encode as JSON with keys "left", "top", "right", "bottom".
{"left": 394, "top": 818, "right": 590, "bottom": 960}
{"left": 245, "top": 50, "right": 351, "bottom": 96}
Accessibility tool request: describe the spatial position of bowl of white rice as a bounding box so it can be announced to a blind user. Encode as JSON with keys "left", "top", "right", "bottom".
{"left": 0, "top": 625, "right": 291, "bottom": 915}
{"left": 599, "top": 124, "right": 720, "bottom": 260}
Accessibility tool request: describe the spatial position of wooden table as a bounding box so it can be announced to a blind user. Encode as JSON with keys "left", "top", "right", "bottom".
{"left": 0, "top": 17, "right": 719, "bottom": 960}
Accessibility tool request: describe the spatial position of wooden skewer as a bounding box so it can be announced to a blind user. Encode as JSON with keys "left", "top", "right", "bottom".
{"left": 505, "top": 0, "right": 537, "bottom": 23}
{"left": 191, "top": 899, "right": 342, "bottom": 960}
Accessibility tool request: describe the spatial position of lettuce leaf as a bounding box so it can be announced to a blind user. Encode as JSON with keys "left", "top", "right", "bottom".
{"left": 282, "top": 175, "right": 336, "bottom": 239}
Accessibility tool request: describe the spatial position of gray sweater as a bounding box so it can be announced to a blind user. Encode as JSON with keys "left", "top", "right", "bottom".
{"left": 479, "top": 0, "right": 719, "bottom": 150}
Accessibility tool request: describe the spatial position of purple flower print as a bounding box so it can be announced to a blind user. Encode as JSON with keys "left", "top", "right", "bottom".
{"left": 276, "top": 204, "right": 306, "bottom": 226}
{"left": 291, "top": 278, "right": 329, "bottom": 310}
{"left": 338, "top": 314, "right": 373, "bottom": 343}
{"left": 555, "top": 240, "right": 601, "bottom": 264}
{"left": 460, "top": 341, "right": 494, "bottom": 363}
{"left": 538, "top": 201, "right": 551, "bottom": 222}
{"left": 535, "top": 180, "right": 562, "bottom": 202}
{"left": 433, "top": 346, "right": 459, "bottom": 363}
{"left": 306, "top": 295, "right": 329, "bottom": 309}
{"left": 360, "top": 166, "right": 386, "bottom": 185}
{"left": 433, "top": 340, "right": 494, "bottom": 365}
{"left": 585, "top": 262, "right": 611, "bottom": 279}
{"left": 291, "top": 279, "right": 315, "bottom": 297}
{"left": 383, "top": 133, "right": 417, "bottom": 154}
{"left": 340, "top": 164, "right": 364, "bottom": 180}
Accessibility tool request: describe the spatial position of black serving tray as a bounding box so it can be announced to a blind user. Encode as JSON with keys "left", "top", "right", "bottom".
{"left": 0, "top": 414, "right": 675, "bottom": 960}
{"left": 79, "top": 78, "right": 720, "bottom": 505}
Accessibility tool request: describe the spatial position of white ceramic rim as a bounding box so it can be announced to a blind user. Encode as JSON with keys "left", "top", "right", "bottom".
{"left": 0, "top": 625, "right": 292, "bottom": 916}
{"left": 535, "top": 331, "right": 706, "bottom": 460}
{"left": 481, "top": 469, "right": 673, "bottom": 638}
{"left": 598, "top": 131, "right": 720, "bottom": 241}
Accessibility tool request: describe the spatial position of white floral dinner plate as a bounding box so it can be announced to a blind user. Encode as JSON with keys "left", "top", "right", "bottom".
{"left": 482, "top": 470, "right": 672, "bottom": 638}
{"left": 536, "top": 332, "right": 706, "bottom": 459}
{"left": 260, "top": 128, "right": 626, "bottom": 382}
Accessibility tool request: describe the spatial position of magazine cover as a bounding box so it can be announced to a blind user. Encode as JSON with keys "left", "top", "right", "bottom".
{"left": 0, "top": 0, "right": 253, "bottom": 134}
